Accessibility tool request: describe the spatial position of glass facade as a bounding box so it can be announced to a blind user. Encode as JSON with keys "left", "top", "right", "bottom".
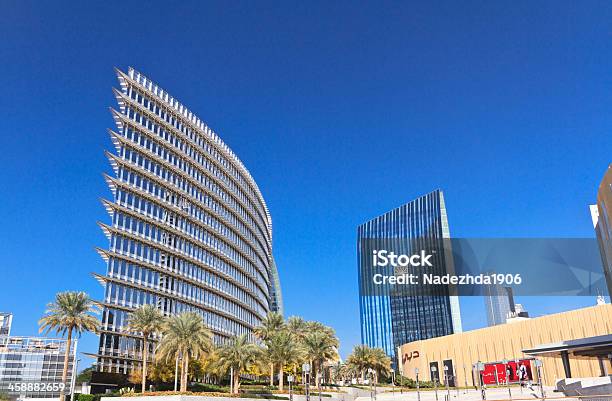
{"left": 357, "top": 190, "right": 462, "bottom": 361}
{"left": 0, "top": 336, "right": 76, "bottom": 400}
{"left": 484, "top": 285, "right": 515, "bottom": 326}
{"left": 94, "top": 67, "right": 282, "bottom": 374}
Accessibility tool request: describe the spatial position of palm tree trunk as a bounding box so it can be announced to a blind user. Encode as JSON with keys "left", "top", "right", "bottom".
{"left": 309, "top": 360, "right": 313, "bottom": 385}
{"left": 278, "top": 363, "right": 284, "bottom": 392}
{"left": 316, "top": 361, "right": 322, "bottom": 392}
{"left": 180, "top": 352, "right": 189, "bottom": 392}
{"left": 270, "top": 363, "right": 274, "bottom": 386}
{"left": 141, "top": 336, "right": 148, "bottom": 393}
{"left": 233, "top": 371, "right": 240, "bottom": 394}
{"left": 59, "top": 328, "right": 72, "bottom": 401}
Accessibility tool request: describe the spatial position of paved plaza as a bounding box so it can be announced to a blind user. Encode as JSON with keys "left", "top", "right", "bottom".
{"left": 350, "top": 386, "right": 570, "bottom": 401}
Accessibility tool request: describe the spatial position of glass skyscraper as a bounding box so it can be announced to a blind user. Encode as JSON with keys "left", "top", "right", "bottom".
{"left": 484, "top": 285, "right": 515, "bottom": 326}
{"left": 93, "top": 67, "right": 282, "bottom": 374}
{"left": 357, "top": 190, "right": 462, "bottom": 361}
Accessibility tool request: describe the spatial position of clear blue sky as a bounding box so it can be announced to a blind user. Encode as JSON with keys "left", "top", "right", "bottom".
{"left": 1, "top": 1, "right": 611, "bottom": 367}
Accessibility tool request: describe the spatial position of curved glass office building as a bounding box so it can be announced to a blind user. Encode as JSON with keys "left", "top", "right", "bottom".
{"left": 94, "top": 67, "right": 282, "bottom": 374}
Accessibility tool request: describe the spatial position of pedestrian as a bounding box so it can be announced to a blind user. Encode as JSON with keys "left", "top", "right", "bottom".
{"left": 518, "top": 363, "right": 527, "bottom": 387}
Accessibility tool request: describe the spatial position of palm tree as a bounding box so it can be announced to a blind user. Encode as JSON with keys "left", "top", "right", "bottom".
{"left": 369, "top": 347, "right": 391, "bottom": 384}
{"left": 286, "top": 316, "right": 307, "bottom": 341}
{"left": 285, "top": 316, "right": 308, "bottom": 379}
{"left": 217, "top": 334, "right": 259, "bottom": 393}
{"left": 337, "top": 362, "right": 358, "bottom": 384}
{"left": 345, "top": 345, "right": 390, "bottom": 384}
{"left": 346, "top": 344, "right": 372, "bottom": 383}
{"left": 268, "top": 331, "right": 304, "bottom": 391}
{"left": 255, "top": 344, "right": 275, "bottom": 384}
{"left": 303, "top": 330, "right": 339, "bottom": 386}
{"left": 253, "top": 312, "right": 285, "bottom": 386}
{"left": 156, "top": 312, "right": 212, "bottom": 392}
{"left": 39, "top": 292, "right": 99, "bottom": 401}
{"left": 253, "top": 312, "right": 285, "bottom": 341}
{"left": 124, "top": 304, "right": 165, "bottom": 393}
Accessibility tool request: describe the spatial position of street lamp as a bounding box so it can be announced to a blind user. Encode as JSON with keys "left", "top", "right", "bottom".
{"left": 318, "top": 371, "right": 322, "bottom": 401}
{"left": 454, "top": 366, "right": 459, "bottom": 398}
{"left": 534, "top": 359, "right": 545, "bottom": 400}
{"left": 444, "top": 365, "right": 450, "bottom": 401}
{"left": 303, "top": 363, "right": 311, "bottom": 401}
{"left": 502, "top": 359, "right": 511, "bottom": 400}
{"left": 415, "top": 368, "right": 420, "bottom": 401}
{"left": 431, "top": 366, "right": 439, "bottom": 401}
{"left": 367, "top": 368, "right": 376, "bottom": 401}
{"left": 174, "top": 352, "right": 182, "bottom": 392}
{"left": 71, "top": 358, "right": 81, "bottom": 398}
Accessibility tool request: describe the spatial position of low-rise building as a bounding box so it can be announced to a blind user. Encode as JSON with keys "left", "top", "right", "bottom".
{"left": 0, "top": 336, "right": 77, "bottom": 400}
{"left": 398, "top": 304, "right": 612, "bottom": 387}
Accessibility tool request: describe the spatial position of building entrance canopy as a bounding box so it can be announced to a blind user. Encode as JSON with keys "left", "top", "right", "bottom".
{"left": 523, "top": 334, "right": 612, "bottom": 379}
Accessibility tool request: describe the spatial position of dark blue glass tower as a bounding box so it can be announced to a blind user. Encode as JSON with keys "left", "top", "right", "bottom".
{"left": 357, "top": 190, "right": 462, "bottom": 361}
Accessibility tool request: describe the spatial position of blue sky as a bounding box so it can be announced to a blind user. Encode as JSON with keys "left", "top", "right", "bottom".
{"left": 1, "top": 1, "right": 611, "bottom": 366}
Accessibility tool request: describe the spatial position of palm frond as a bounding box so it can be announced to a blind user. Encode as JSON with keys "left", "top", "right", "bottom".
{"left": 38, "top": 292, "right": 99, "bottom": 337}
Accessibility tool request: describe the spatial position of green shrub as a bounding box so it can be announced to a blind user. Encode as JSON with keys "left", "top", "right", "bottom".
{"left": 189, "top": 383, "right": 229, "bottom": 393}
{"left": 78, "top": 394, "right": 96, "bottom": 401}
{"left": 395, "top": 376, "right": 436, "bottom": 389}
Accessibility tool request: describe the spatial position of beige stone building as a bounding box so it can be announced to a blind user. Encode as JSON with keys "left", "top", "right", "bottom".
{"left": 398, "top": 304, "right": 612, "bottom": 386}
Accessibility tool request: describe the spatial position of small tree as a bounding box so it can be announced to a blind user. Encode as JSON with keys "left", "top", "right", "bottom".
{"left": 148, "top": 359, "right": 176, "bottom": 384}
{"left": 75, "top": 366, "right": 94, "bottom": 384}
{"left": 200, "top": 346, "right": 225, "bottom": 384}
